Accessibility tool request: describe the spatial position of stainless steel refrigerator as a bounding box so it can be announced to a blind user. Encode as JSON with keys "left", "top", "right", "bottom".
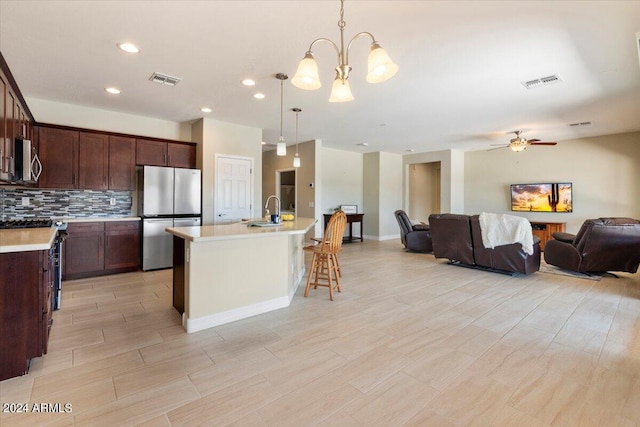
{"left": 139, "top": 166, "right": 201, "bottom": 271}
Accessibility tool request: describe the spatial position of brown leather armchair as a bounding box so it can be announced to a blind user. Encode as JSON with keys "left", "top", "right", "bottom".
{"left": 429, "top": 213, "right": 541, "bottom": 275}
{"left": 544, "top": 218, "right": 640, "bottom": 273}
{"left": 394, "top": 210, "right": 432, "bottom": 253}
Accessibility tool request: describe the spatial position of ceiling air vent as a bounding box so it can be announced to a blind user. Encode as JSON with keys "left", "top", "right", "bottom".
{"left": 521, "top": 74, "right": 562, "bottom": 90}
{"left": 149, "top": 72, "right": 181, "bottom": 86}
{"left": 569, "top": 121, "right": 592, "bottom": 127}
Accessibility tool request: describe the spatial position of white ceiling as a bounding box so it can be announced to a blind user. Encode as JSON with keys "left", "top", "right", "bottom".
{"left": 1, "top": 1, "right": 639, "bottom": 154}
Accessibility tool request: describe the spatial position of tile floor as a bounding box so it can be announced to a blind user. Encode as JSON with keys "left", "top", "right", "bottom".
{"left": 1, "top": 240, "right": 639, "bottom": 426}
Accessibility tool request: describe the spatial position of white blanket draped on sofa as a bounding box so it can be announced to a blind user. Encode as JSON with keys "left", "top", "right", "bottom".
{"left": 478, "top": 212, "right": 534, "bottom": 255}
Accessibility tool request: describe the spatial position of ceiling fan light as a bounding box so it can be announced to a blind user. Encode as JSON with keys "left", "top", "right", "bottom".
{"left": 329, "top": 78, "right": 354, "bottom": 102}
{"left": 510, "top": 144, "right": 526, "bottom": 152}
{"left": 292, "top": 52, "right": 322, "bottom": 90}
{"left": 366, "top": 43, "right": 399, "bottom": 83}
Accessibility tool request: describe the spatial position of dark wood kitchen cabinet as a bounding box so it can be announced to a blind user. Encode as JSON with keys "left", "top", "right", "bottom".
{"left": 63, "top": 220, "right": 140, "bottom": 280}
{"left": 136, "top": 138, "right": 196, "bottom": 168}
{"left": 0, "top": 248, "right": 54, "bottom": 381}
{"left": 63, "top": 222, "right": 105, "bottom": 278}
{"left": 108, "top": 136, "right": 136, "bottom": 190}
{"left": 105, "top": 221, "right": 140, "bottom": 270}
{"left": 38, "top": 127, "right": 79, "bottom": 189}
{"left": 79, "top": 131, "right": 109, "bottom": 190}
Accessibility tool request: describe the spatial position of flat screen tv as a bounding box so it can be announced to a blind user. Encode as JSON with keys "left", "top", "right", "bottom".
{"left": 510, "top": 183, "right": 573, "bottom": 212}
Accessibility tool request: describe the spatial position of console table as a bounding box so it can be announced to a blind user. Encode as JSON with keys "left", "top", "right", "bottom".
{"left": 531, "top": 221, "right": 566, "bottom": 250}
{"left": 323, "top": 213, "right": 364, "bottom": 243}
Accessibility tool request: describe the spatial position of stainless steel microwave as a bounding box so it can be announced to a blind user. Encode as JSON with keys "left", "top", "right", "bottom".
{"left": 13, "top": 138, "right": 42, "bottom": 183}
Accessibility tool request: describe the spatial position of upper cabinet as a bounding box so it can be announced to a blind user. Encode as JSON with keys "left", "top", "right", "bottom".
{"left": 1, "top": 53, "right": 34, "bottom": 183}
{"left": 38, "top": 127, "right": 79, "bottom": 189}
{"left": 136, "top": 139, "right": 196, "bottom": 168}
{"left": 38, "top": 127, "right": 138, "bottom": 190}
{"left": 79, "top": 132, "right": 109, "bottom": 190}
{"left": 108, "top": 136, "right": 136, "bottom": 190}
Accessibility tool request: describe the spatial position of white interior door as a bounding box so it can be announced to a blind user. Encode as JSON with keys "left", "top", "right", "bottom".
{"left": 215, "top": 156, "right": 253, "bottom": 223}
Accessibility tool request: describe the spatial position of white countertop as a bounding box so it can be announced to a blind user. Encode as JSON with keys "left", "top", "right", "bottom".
{"left": 0, "top": 228, "right": 57, "bottom": 254}
{"left": 166, "top": 217, "right": 316, "bottom": 242}
{"left": 56, "top": 216, "right": 141, "bottom": 223}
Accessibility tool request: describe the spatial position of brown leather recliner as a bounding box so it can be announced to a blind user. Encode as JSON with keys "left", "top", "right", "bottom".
{"left": 394, "top": 210, "right": 432, "bottom": 253}
{"left": 429, "top": 213, "right": 541, "bottom": 275}
{"left": 544, "top": 218, "right": 640, "bottom": 273}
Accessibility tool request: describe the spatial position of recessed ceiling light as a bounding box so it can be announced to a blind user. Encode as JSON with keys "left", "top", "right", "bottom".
{"left": 407, "top": 149, "right": 415, "bottom": 152}
{"left": 356, "top": 142, "right": 369, "bottom": 146}
{"left": 253, "top": 93, "right": 265, "bottom": 99}
{"left": 201, "top": 107, "right": 212, "bottom": 113}
{"left": 117, "top": 43, "right": 140, "bottom": 53}
{"left": 242, "top": 79, "right": 256, "bottom": 86}
{"left": 261, "top": 141, "right": 267, "bottom": 145}
{"left": 105, "top": 87, "right": 121, "bottom": 94}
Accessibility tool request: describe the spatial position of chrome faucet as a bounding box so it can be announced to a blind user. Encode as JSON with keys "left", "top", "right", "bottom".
{"left": 264, "top": 195, "right": 281, "bottom": 223}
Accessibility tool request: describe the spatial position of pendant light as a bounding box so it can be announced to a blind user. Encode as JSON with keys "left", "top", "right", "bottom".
{"left": 291, "top": 0, "right": 398, "bottom": 102}
{"left": 276, "top": 73, "right": 288, "bottom": 156}
{"left": 292, "top": 108, "right": 302, "bottom": 167}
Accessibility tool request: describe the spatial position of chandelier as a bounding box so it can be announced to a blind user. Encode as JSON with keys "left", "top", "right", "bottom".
{"left": 291, "top": 0, "right": 398, "bottom": 102}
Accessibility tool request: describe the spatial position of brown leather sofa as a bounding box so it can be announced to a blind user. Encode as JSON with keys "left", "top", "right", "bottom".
{"left": 428, "top": 213, "right": 541, "bottom": 275}
{"left": 394, "top": 210, "right": 432, "bottom": 253}
{"left": 544, "top": 217, "right": 640, "bottom": 274}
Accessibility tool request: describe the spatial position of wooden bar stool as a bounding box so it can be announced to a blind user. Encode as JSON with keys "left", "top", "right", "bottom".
{"left": 304, "top": 211, "right": 347, "bottom": 300}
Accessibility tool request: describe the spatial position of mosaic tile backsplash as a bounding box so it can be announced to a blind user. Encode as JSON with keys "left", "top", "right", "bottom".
{"left": 0, "top": 189, "right": 133, "bottom": 220}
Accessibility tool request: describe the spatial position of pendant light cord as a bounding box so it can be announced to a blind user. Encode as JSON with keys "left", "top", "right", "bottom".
{"left": 280, "top": 78, "right": 284, "bottom": 140}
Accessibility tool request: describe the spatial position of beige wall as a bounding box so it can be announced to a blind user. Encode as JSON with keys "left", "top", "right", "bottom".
{"left": 26, "top": 97, "right": 192, "bottom": 141}
{"left": 408, "top": 162, "right": 441, "bottom": 222}
{"left": 403, "top": 149, "right": 465, "bottom": 215}
{"left": 363, "top": 151, "right": 403, "bottom": 240}
{"left": 262, "top": 140, "right": 319, "bottom": 237}
{"left": 192, "top": 118, "right": 263, "bottom": 224}
{"left": 464, "top": 131, "right": 640, "bottom": 233}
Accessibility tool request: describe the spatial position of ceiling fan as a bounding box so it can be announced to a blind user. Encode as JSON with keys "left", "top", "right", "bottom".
{"left": 491, "top": 130, "right": 557, "bottom": 152}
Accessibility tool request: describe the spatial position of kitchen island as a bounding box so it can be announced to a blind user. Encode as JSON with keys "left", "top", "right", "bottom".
{"left": 166, "top": 217, "right": 316, "bottom": 333}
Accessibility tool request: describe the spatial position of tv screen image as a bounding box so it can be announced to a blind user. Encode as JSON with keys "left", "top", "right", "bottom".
{"left": 510, "top": 183, "right": 573, "bottom": 212}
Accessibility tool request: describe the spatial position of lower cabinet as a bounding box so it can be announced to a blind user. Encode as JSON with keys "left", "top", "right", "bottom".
{"left": 0, "top": 248, "right": 54, "bottom": 381}
{"left": 63, "top": 221, "right": 140, "bottom": 280}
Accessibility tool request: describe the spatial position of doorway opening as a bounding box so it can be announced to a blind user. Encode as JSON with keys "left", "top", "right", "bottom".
{"left": 408, "top": 161, "right": 441, "bottom": 222}
{"left": 276, "top": 169, "right": 297, "bottom": 216}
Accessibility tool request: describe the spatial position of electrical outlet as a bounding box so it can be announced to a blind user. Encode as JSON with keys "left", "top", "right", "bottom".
{"left": 109, "top": 197, "right": 116, "bottom": 206}
{"left": 21, "top": 197, "right": 30, "bottom": 206}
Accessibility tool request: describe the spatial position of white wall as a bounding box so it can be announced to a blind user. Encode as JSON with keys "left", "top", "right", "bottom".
{"left": 464, "top": 131, "right": 640, "bottom": 233}
{"left": 192, "top": 118, "right": 263, "bottom": 224}
{"left": 320, "top": 147, "right": 363, "bottom": 214}
{"left": 26, "top": 97, "right": 192, "bottom": 141}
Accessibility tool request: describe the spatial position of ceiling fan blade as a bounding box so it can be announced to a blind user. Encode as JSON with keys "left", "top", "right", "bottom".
{"left": 490, "top": 143, "right": 509, "bottom": 146}
{"left": 528, "top": 139, "right": 540, "bottom": 142}
{"left": 488, "top": 146, "right": 508, "bottom": 151}
{"left": 529, "top": 142, "right": 557, "bottom": 146}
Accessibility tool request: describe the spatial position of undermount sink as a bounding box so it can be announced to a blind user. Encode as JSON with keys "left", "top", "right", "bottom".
{"left": 247, "top": 221, "right": 282, "bottom": 228}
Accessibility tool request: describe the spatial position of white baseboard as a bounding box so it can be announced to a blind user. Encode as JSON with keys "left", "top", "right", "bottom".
{"left": 184, "top": 296, "right": 290, "bottom": 333}
{"left": 363, "top": 234, "right": 400, "bottom": 241}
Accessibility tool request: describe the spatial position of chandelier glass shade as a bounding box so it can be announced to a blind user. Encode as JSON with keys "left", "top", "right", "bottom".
{"left": 291, "top": 0, "right": 398, "bottom": 102}
{"left": 276, "top": 73, "right": 288, "bottom": 156}
{"left": 292, "top": 108, "right": 302, "bottom": 167}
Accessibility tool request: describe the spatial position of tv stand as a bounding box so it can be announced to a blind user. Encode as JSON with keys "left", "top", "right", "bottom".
{"left": 530, "top": 221, "right": 566, "bottom": 251}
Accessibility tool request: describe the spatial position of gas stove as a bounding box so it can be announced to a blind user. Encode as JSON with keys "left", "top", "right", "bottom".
{"left": 0, "top": 218, "right": 55, "bottom": 229}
